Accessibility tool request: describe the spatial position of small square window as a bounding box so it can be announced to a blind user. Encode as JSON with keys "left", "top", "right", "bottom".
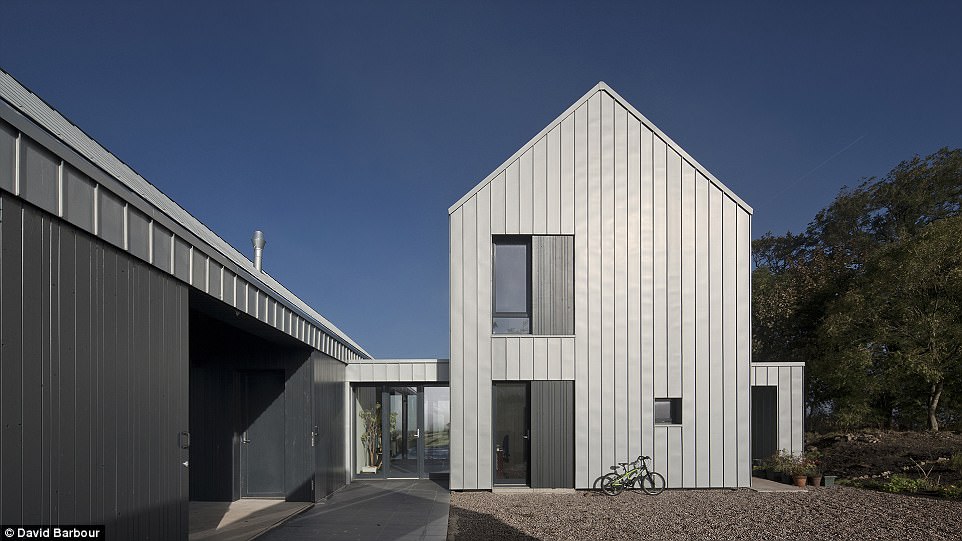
{"left": 654, "top": 398, "right": 682, "bottom": 424}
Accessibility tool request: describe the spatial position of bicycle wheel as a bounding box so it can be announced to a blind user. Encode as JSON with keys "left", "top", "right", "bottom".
{"left": 641, "top": 472, "right": 666, "bottom": 495}
{"left": 600, "top": 473, "right": 624, "bottom": 496}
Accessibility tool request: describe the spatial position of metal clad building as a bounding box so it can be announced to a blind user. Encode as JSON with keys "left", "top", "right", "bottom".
{"left": 449, "top": 82, "right": 755, "bottom": 490}
{"left": 0, "top": 69, "right": 371, "bottom": 538}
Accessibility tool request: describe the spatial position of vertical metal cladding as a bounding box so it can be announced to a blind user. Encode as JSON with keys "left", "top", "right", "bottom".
{"left": 0, "top": 194, "right": 189, "bottom": 537}
{"left": 450, "top": 84, "right": 753, "bottom": 490}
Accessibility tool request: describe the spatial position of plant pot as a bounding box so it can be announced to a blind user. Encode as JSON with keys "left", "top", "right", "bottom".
{"left": 792, "top": 475, "right": 808, "bottom": 487}
{"left": 766, "top": 469, "right": 779, "bottom": 481}
{"left": 823, "top": 475, "right": 837, "bottom": 487}
{"left": 754, "top": 468, "right": 767, "bottom": 479}
{"left": 780, "top": 472, "right": 791, "bottom": 484}
{"left": 809, "top": 475, "right": 822, "bottom": 487}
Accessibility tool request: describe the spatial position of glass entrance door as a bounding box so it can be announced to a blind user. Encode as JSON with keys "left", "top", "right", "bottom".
{"left": 354, "top": 385, "right": 450, "bottom": 479}
{"left": 493, "top": 382, "right": 530, "bottom": 485}
{"left": 386, "top": 386, "right": 420, "bottom": 477}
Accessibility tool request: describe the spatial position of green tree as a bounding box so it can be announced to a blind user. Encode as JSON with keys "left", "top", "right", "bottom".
{"left": 843, "top": 217, "right": 962, "bottom": 430}
{"left": 752, "top": 148, "right": 962, "bottom": 431}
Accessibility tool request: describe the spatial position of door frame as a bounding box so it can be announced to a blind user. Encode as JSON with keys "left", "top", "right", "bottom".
{"left": 238, "top": 369, "right": 287, "bottom": 499}
{"left": 492, "top": 381, "right": 531, "bottom": 486}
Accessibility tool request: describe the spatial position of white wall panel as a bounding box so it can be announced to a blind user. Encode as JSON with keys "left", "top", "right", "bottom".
{"left": 601, "top": 91, "right": 616, "bottom": 470}
{"left": 450, "top": 209, "right": 464, "bottom": 489}
{"left": 709, "top": 185, "right": 724, "bottom": 487}
{"left": 506, "top": 337, "right": 520, "bottom": 380}
{"left": 560, "top": 114, "right": 575, "bottom": 234}
{"left": 462, "top": 198, "right": 478, "bottom": 489}
{"left": 737, "top": 212, "right": 752, "bottom": 487}
{"left": 505, "top": 161, "right": 520, "bottom": 233}
{"left": 546, "top": 125, "right": 561, "bottom": 234}
{"left": 476, "top": 185, "right": 493, "bottom": 488}
{"left": 627, "top": 115, "right": 642, "bottom": 464}
{"left": 668, "top": 426, "right": 683, "bottom": 488}
{"left": 574, "top": 101, "right": 590, "bottom": 488}
{"left": 640, "top": 126, "right": 655, "bottom": 465}
{"left": 587, "top": 92, "right": 603, "bottom": 480}
{"left": 614, "top": 103, "right": 628, "bottom": 464}
{"left": 652, "top": 136, "right": 668, "bottom": 398}
{"left": 491, "top": 171, "right": 505, "bottom": 235}
{"left": 492, "top": 337, "right": 506, "bottom": 380}
{"left": 548, "top": 337, "right": 562, "bottom": 380}
{"left": 681, "top": 160, "right": 696, "bottom": 487}
{"left": 519, "top": 149, "right": 533, "bottom": 234}
{"left": 667, "top": 149, "right": 682, "bottom": 398}
{"left": 533, "top": 335, "right": 547, "bottom": 380}
{"left": 533, "top": 137, "right": 547, "bottom": 234}
{"left": 723, "top": 197, "right": 739, "bottom": 486}
{"left": 694, "top": 174, "right": 711, "bottom": 487}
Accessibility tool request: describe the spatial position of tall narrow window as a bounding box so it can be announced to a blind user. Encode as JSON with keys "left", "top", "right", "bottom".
{"left": 493, "top": 236, "right": 531, "bottom": 334}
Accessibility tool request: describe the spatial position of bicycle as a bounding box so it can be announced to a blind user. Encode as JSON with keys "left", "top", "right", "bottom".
{"left": 599, "top": 455, "right": 666, "bottom": 496}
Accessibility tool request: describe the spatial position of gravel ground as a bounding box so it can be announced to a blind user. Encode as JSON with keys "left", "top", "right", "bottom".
{"left": 448, "top": 486, "right": 962, "bottom": 540}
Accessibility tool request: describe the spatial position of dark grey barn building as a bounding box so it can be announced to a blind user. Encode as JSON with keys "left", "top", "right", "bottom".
{"left": 0, "top": 69, "right": 369, "bottom": 539}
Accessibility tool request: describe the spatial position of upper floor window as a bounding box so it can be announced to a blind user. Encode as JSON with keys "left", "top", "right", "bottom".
{"left": 493, "top": 235, "right": 574, "bottom": 335}
{"left": 493, "top": 237, "right": 531, "bottom": 334}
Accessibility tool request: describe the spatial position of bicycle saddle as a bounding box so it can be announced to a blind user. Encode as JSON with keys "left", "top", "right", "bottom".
{"left": 609, "top": 466, "right": 619, "bottom": 471}
{"left": 618, "top": 462, "right": 629, "bottom": 466}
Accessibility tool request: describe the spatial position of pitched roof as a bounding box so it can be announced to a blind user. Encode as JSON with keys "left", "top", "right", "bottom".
{"left": 449, "top": 81, "right": 753, "bottom": 215}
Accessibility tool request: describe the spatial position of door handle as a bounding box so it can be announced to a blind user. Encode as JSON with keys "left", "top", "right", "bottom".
{"left": 414, "top": 428, "right": 421, "bottom": 438}
{"left": 522, "top": 430, "right": 529, "bottom": 440}
{"left": 241, "top": 431, "right": 251, "bottom": 444}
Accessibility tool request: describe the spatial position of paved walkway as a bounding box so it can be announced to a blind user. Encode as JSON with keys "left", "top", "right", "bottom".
{"left": 258, "top": 479, "right": 450, "bottom": 541}
{"left": 750, "top": 475, "right": 808, "bottom": 492}
{"left": 189, "top": 500, "right": 312, "bottom": 541}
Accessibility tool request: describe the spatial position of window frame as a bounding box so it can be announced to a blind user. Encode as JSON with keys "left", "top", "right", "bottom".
{"left": 653, "top": 398, "right": 682, "bottom": 425}
{"left": 491, "top": 235, "right": 532, "bottom": 334}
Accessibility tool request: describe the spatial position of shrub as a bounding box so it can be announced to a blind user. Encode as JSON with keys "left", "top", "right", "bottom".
{"left": 883, "top": 475, "right": 930, "bottom": 494}
{"left": 951, "top": 452, "right": 962, "bottom": 475}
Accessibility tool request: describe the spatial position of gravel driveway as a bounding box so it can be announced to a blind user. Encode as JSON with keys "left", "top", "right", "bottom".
{"left": 448, "top": 486, "right": 962, "bottom": 540}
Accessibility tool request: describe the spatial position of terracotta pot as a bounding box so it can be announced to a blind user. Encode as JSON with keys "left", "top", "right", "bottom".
{"left": 792, "top": 475, "right": 808, "bottom": 487}
{"left": 810, "top": 475, "right": 822, "bottom": 487}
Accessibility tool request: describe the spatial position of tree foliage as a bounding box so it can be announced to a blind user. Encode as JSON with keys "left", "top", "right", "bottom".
{"left": 753, "top": 148, "right": 962, "bottom": 431}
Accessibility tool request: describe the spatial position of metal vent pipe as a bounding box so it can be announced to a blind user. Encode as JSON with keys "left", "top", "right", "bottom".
{"left": 252, "top": 230, "right": 266, "bottom": 272}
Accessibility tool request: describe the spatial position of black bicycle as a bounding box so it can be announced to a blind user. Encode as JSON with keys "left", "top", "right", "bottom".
{"left": 599, "top": 455, "right": 666, "bottom": 496}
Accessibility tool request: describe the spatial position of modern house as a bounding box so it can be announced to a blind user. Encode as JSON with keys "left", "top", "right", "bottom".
{"left": 448, "top": 82, "right": 803, "bottom": 490}
{"left": 0, "top": 69, "right": 803, "bottom": 539}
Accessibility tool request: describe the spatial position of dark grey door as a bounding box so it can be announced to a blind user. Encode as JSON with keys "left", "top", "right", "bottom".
{"left": 530, "top": 381, "right": 574, "bottom": 488}
{"left": 493, "top": 383, "right": 530, "bottom": 485}
{"left": 751, "top": 386, "right": 778, "bottom": 461}
{"left": 241, "top": 370, "right": 286, "bottom": 498}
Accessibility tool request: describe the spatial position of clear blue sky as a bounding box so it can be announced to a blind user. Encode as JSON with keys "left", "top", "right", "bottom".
{"left": 2, "top": 2, "right": 960, "bottom": 358}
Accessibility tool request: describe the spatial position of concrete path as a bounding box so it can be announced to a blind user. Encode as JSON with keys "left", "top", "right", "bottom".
{"left": 258, "top": 479, "right": 450, "bottom": 541}
{"left": 750, "top": 475, "right": 808, "bottom": 492}
{"left": 189, "top": 500, "right": 312, "bottom": 541}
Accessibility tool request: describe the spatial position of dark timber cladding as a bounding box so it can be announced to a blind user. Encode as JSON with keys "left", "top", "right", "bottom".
{"left": 0, "top": 194, "right": 189, "bottom": 537}
{"left": 530, "top": 381, "right": 575, "bottom": 488}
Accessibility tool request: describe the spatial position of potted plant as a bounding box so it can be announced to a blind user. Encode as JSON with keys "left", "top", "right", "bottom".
{"left": 823, "top": 475, "right": 837, "bottom": 487}
{"left": 790, "top": 458, "right": 809, "bottom": 487}
{"left": 806, "top": 449, "right": 823, "bottom": 487}
{"left": 359, "top": 403, "right": 383, "bottom": 473}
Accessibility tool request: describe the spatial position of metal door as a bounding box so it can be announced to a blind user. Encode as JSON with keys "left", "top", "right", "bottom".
{"left": 241, "top": 370, "right": 286, "bottom": 498}
{"left": 751, "top": 386, "right": 778, "bottom": 461}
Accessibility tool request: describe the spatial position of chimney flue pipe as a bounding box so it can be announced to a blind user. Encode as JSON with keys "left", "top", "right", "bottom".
{"left": 252, "top": 230, "right": 266, "bottom": 272}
